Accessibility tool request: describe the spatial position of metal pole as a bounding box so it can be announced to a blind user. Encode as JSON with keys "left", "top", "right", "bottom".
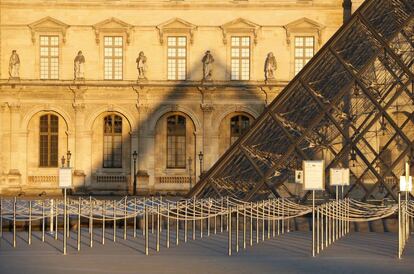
{"left": 208, "top": 198, "right": 211, "bottom": 237}
{"left": 193, "top": 199, "right": 196, "bottom": 240}
{"left": 277, "top": 199, "right": 280, "bottom": 236}
{"left": 78, "top": 197, "right": 81, "bottom": 251}
{"left": 316, "top": 205, "right": 319, "bottom": 254}
{"left": 50, "top": 199, "right": 54, "bottom": 233}
{"left": 55, "top": 200, "right": 58, "bottom": 240}
{"left": 282, "top": 198, "right": 285, "bottom": 234}
{"left": 267, "top": 200, "right": 270, "bottom": 239}
{"left": 124, "top": 197, "right": 127, "bottom": 240}
{"left": 262, "top": 200, "right": 265, "bottom": 242}
{"left": 214, "top": 199, "right": 217, "bottom": 235}
{"left": 167, "top": 203, "right": 170, "bottom": 248}
{"left": 142, "top": 197, "right": 146, "bottom": 236}
{"left": 243, "top": 204, "right": 246, "bottom": 249}
{"left": 236, "top": 205, "right": 239, "bottom": 252}
{"left": 200, "top": 200, "right": 203, "bottom": 239}
{"left": 157, "top": 205, "right": 160, "bottom": 252}
{"left": 256, "top": 202, "right": 259, "bottom": 244}
{"left": 184, "top": 199, "right": 188, "bottom": 242}
{"left": 113, "top": 200, "right": 116, "bottom": 243}
{"left": 63, "top": 188, "right": 67, "bottom": 255}
{"left": 220, "top": 197, "right": 224, "bottom": 233}
{"left": 145, "top": 203, "right": 149, "bottom": 255}
{"left": 312, "top": 190, "right": 315, "bottom": 257}
{"left": 89, "top": 197, "right": 93, "bottom": 248}
{"left": 0, "top": 198, "right": 2, "bottom": 239}
{"left": 325, "top": 204, "right": 328, "bottom": 248}
{"left": 250, "top": 202, "right": 253, "bottom": 246}
{"left": 176, "top": 201, "right": 179, "bottom": 246}
{"left": 13, "top": 197, "right": 16, "bottom": 248}
{"left": 42, "top": 200, "right": 45, "bottom": 242}
{"left": 228, "top": 207, "right": 232, "bottom": 256}
{"left": 102, "top": 201, "right": 106, "bottom": 245}
{"left": 28, "top": 200, "right": 32, "bottom": 245}
{"left": 272, "top": 200, "right": 275, "bottom": 238}
{"left": 134, "top": 197, "right": 137, "bottom": 238}
{"left": 151, "top": 197, "right": 154, "bottom": 234}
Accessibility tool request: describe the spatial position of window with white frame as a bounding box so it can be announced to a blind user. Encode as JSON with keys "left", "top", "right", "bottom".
{"left": 167, "top": 36, "right": 187, "bottom": 80}
{"left": 294, "top": 36, "right": 314, "bottom": 75}
{"left": 104, "top": 36, "right": 123, "bottom": 80}
{"left": 231, "top": 36, "right": 250, "bottom": 80}
{"left": 40, "top": 36, "right": 59, "bottom": 79}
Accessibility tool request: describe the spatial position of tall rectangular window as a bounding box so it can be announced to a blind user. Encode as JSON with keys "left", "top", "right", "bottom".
{"left": 104, "top": 36, "right": 123, "bottom": 80}
{"left": 103, "top": 114, "right": 123, "bottom": 168}
{"left": 231, "top": 36, "right": 250, "bottom": 80}
{"left": 294, "top": 36, "right": 314, "bottom": 75}
{"left": 167, "top": 36, "right": 187, "bottom": 80}
{"left": 39, "top": 114, "right": 58, "bottom": 167}
{"left": 40, "top": 36, "right": 59, "bottom": 79}
{"left": 167, "top": 115, "right": 186, "bottom": 168}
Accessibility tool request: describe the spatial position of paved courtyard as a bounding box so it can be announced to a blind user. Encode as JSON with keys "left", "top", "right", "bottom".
{"left": 0, "top": 229, "right": 413, "bottom": 274}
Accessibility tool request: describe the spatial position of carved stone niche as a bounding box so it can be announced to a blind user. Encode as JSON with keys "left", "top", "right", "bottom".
{"left": 156, "top": 18, "right": 197, "bottom": 45}
{"left": 28, "top": 17, "right": 69, "bottom": 44}
{"left": 92, "top": 17, "right": 133, "bottom": 45}
{"left": 283, "top": 17, "right": 325, "bottom": 47}
{"left": 220, "top": 18, "right": 261, "bottom": 45}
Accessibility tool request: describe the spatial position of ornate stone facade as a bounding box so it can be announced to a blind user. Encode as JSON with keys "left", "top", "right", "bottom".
{"left": 0, "top": 0, "right": 363, "bottom": 195}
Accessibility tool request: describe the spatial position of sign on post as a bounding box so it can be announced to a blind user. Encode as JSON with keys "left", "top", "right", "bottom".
{"left": 330, "top": 168, "right": 350, "bottom": 186}
{"left": 59, "top": 168, "right": 72, "bottom": 189}
{"left": 399, "top": 176, "right": 412, "bottom": 192}
{"left": 303, "top": 160, "right": 325, "bottom": 191}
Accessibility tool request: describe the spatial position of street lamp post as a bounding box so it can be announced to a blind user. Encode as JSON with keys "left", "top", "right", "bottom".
{"left": 198, "top": 151, "right": 204, "bottom": 179}
{"left": 132, "top": 151, "right": 138, "bottom": 196}
{"left": 66, "top": 150, "right": 71, "bottom": 168}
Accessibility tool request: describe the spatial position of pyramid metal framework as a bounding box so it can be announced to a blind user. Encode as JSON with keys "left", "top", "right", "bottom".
{"left": 190, "top": 0, "right": 414, "bottom": 202}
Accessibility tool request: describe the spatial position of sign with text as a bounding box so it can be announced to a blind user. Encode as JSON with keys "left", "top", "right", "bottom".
{"left": 330, "top": 168, "right": 350, "bottom": 186}
{"left": 400, "top": 176, "right": 413, "bottom": 192}
{"left": 59, "top": 168, "right": 72, "bottom": 189}
{"left": 303, "top": 160, "right": 325, "bottom": 190}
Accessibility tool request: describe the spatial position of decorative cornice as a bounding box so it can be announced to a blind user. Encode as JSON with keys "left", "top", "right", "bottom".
{"left": 156, "top": 18, "right": 197, "bottom": 45}
{"left": 92, "top": 17, "right": 133, "bottom": 45}
{"left": 28, "top": 16, "right": 69, "bottom": 44}
{"left": 220, "top": 18, "right": 261, "bottom": 45}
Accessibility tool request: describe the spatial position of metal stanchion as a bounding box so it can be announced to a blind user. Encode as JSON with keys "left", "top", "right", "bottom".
{"left": 167, "top": 203, "right": 170, "bottom": 248}
{"left": 28, "top": 200, "right": 32, "bottom": 245}
{"left": 200, "top": 200, "right": 203, "bottom": 239}
{"left": 156, "top": 204, "right": 160, "bottom": 252}
{"left": 55, "top": 200, "right": 58, "bottom": 240}
{"left": 151, "top": 197, "right": 154, "bottom": 235}
{"left": 208, "top": 198, "right": 211, "bottom": 237}
{"left": 228, "top": 207, "right": 232, "bottom": 256}
{"left": 134, "top": 198, "right": 137, "bottom": 238}
{"left": 0, "top": 197, "right": 2, "bottom": 239}
{"left": 325, "top": 203, "right": 328, "bottom": 248}
{"left": 13, "top": 197, "right": 16, "bottom": 248}
{"left": 42, "top": 200, "right": 45, "bottom": 242}
{"left": 282, "top": 198, "right": 285, "bottom": 235}
{"left": 184, "top": 199, "right": 188, "bottom": 242}
{"left": 63, "top": 189, "right": 67, "bottom": 255}
{"left": 312, "top": 190, "right": 315, "bottom": 257}
{"left": 262, "top": 200, "right": 265, "bottom": 242}
{"left": 272, "top": 200, "right": 275, "bottom": 238}
{"left": 113, "top": 200, "right": 116, "bottom": 243}
{"left": 226, "top": 197, "right": 229, "bottom": 232}
{"left": 124, "top": 197, "right": 127, "bottom": 240}
{"left": 250, "top": 202, "right": 253, "bottom": 246}
{"left": 243, "top": 204, "right": 246, "bottom": 249}
{"left": 193, "top": 199, "right": 196, "bottom": 240}
{"left": 321, "top": 204, "right": 324, "bottom": 251}
{"left": 214, "top": 199, "right": 217, "bottom": 235}
{"left": 316, "top": 206, "right": 319, "bottom": 254}
{"left": 145, "top": 204, "right": 149, "bottom": 255}
{"left": 176, "top": 201, "right": 179, "bottom": 246}
{"left": 236, "top": 205, "right": 239, "bottom": 253}
{"left": 220, "top": 197, "right": 224, "bottom": 233}
{"left": 142, "top": 197, "right": 146, "bottom": 236}
{"left": 50, "top": 199, "right": 54, "bottom": 234}
{"left": 398, "top": 192, "right": 402, "bottom": 259}
{"left": 102, "top": 201, "right": 106, "bottom": 245}
{"left": 89, "top": 197, "right": 93, "bottom": 248}
{"left": 256, "top": 202, "right": 259, "bottom": 244}
{"left": 77, "top": 197, "right": 81, "bottom": 251}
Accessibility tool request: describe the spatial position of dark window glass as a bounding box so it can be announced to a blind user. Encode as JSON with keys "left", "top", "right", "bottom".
{"left": 167, "top": 115, "right": 186, "bottom": 168}
{"left": 39, "top": 114, "right": 58, "bottom": 167}
{"left": 103, "top": 114, "right": 123, "bottom": 168}
{"left": 230, "top": 115, "right": 250, "bottom": 145}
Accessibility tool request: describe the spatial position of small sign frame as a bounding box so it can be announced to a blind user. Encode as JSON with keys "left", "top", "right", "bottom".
{"left": 59, "top": 168, "right": 72, "bottom": 189}
{"left": 303, "top": 160, "right": 325, "bottom": 191}
{"left": 330, "top": 168, "right": 350, "bottom": 186}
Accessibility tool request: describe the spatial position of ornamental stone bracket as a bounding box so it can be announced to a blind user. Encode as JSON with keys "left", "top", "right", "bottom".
{"left": 92, "top": 17, "right": 133, "bottom": 45}
{"left": 132, "top": 86, "right": 150, "bottom": 113}
{"left": 283, "top": 17, "right": 325, "bottom": 46}
{"left": 220, "top": 18, "right": 261, "bottom": 45}
{"left": 258, "top": 86, "right": 279, "bottom": 106}
{"left": 28, "top": 17, "right": 69, "bottom": 44}
{"left": 197, "top": 86, "right": 216, "bottom": 106}
{"left": 156, "top": 18, "right": 197, "bottom": 45}
{"left": 200, "top": 103, "right": 214, "bottom": 113}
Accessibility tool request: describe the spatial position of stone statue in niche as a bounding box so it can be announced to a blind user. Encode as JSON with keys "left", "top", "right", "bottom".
{"left": 74, "top": 51, "right": 85, "bottom": 80}
{"left": 9, "top": 50, "right": 20, "bottom": 79}
{"left": 136, "top": 51, "right": 148, "bottom": 80}
{"left": 202, "top": 50, "right": 214, "bottom": 81}
{"left": 264, "top": 52, "right": 277, "bottom": 81}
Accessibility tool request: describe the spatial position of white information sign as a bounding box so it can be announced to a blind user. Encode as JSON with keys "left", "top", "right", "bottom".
{"left": 399, "top": 176, "right": 413, "bottom": 192}
{"left": 59, "top": 168, "right": 72, "bottom": 189}
{"left": 295, "top": 170, "right": 303, "bottom": 184}
{"left": 330, "top": 168, "right": 350, "bottom": 186}
{"left": 303, "top": 160, "right": 325, "bottom": 191}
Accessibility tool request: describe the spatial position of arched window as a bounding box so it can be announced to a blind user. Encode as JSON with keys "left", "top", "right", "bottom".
{"left": 39, "top": 114, "right": 59, "bottom": 167}
{"left": 167, "top": 115, "right": 186, "bottom": 168}
{"left": 103, "top": 114, "right": 122, "bottom": 168}
{"left": 230, "top": 115, "right": 250, "bottom": 145}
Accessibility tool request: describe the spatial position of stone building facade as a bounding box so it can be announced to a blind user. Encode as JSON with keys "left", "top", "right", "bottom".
{"left": 0, "top": 0, "right": 363, "bottom": 195}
